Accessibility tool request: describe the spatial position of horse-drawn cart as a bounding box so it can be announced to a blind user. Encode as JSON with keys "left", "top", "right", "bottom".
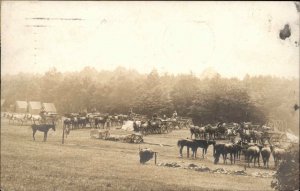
{"left": 176, "top": 117, "right": 194, "bottom": 129}
{"left": 262, "top": 130, "right": 288, "bottom": 145}
{"left": 43, "top": 113, "right": 60, "bottom": 124}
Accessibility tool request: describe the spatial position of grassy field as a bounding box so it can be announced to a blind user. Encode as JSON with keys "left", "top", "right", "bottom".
{"left": 1, "top": 119, "right": 275, "bottom": 191}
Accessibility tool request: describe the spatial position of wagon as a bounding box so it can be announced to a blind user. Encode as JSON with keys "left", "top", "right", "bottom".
{"left": 42, "top": 113, "right": 60, "bottom": 124}
{"left": 261, "top": 130, "right": 287, "bottom": 144}
{"left": 176, "top": 117, "right": 193, "bottom": 129}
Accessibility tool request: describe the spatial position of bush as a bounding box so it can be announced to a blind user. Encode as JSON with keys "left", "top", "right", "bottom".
{"left": 271, "top": 143, "right": 299, "bottom": 191}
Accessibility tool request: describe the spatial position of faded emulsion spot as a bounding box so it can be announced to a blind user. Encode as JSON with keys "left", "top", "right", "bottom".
{"left": 294, "top": 104, "right": 299, "bottom": 111}
{"left": 101, "top": 19, "right": 107, "bottom": 24}
{"left": 279, "top": 24, "right": 291, "bottom": 40}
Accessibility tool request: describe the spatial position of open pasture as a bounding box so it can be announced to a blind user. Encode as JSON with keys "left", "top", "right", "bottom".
{"left": 1, "top": 119, "right": 275, "bottom": 191}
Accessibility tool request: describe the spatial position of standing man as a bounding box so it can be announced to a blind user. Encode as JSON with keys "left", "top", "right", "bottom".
{"left": 172, "top": 110, "right": 178, "bottom": 119}
{"left": 40, "top": 106, "right": 47, "bottom": 124}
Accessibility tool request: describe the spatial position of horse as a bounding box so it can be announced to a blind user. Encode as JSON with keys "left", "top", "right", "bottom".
{"left": 192, "top": 139, "right": 216, "bottom": 158}
{"left": 217, "top": 123, "right": 227, "bottom": 139}
{"left": 71, "top": 116, "right": 79, "bottom": 129}
{"left": 223, "top": 143, "right": 239, "bottom": 164}
{"left": 225, "top": 128, "right": 237, "bottom": 140}
{"left": 133, "top": 120, "right": 141, "bottom": 132}
{"left": 94, "top": 116, "right": 108, "bottom": 129}
{"left": 177, "top": 139, "right": 215, "bottom": 159}
{"left": 261, "top": 144, "right": 272, "bottom": 168}
{"left": 110, "top": 115, "right": 121, "bottom": 127}
{"left": 63, "top": 117, "right": 73, "bottom": 134}
{"left": 213, "top": 140, "right": 243, "bottom": 164}
{"left": 271, "top": 145, "right": 286, "bottom": 167}
{"left": 12, "top": 113, "right": 27, "bottom": 125}
{"left": 161, "top": 120, "right": 172, "bottom": 133}
{"left": 7, "top": 113, "right": 15, "bottom": 124}
{"left": 118, "top": 114, "right": 129, "bottom": 125}
{"left": 177, "top": 139, "right": 198, "bottom": 158}
{"left": 132, "top": 120, "right": 145, "bottom": 133}
{"left": 234, "top": 140, "right": 245, "bottom": 161}
{"left": 77, "top": 116, "right": 88, "bottom": 128}
{"left": 26, "top": 114, "right": 42, "bottom": 124}
{"left": 139, "top": 121, "right": 151, "bottom": 135}
{"left": 205, "top": 124, "right": 218, "bottom": 139}
{"left": 237, "top": 128, "right": 252, "bottom": 143}
{"left": 250, "top": 130, "right": 263, "bottom": 144}
{"left": 32, "top": 123, "right": 56, "bottom": 142}
{"left": 213, "top": 143, "right": 226, "bottom": 164}
{"left": 244, "top": 144, "right": 262, "bottom": 167}
{"left": 190, "top": 126, "right": 206, "bottom": 139}
{"left": 149, "top": 119, "right": 162, "bottom": 134}
{"left": 213, "top": 143, "right": 236, "bottom": 164}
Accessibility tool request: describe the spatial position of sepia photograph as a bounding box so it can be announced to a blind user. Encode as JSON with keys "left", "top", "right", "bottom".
{"left": 1, "top": 1, "right": 299, "bottom": 191}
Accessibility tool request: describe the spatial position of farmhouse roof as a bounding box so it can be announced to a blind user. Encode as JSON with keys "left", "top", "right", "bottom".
{"left": 15, "top": 101, "right": 28, "bottom": 108}
{"left": 42, "top": 103, "right": 57, "bottom": 112}
{"left": 28, "top": 101, "right": 42, "bottom": 109}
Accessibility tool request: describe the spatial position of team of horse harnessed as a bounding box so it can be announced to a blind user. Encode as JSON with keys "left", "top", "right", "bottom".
{"left": 3, "top": 112, "right": 58, "bottom": 125}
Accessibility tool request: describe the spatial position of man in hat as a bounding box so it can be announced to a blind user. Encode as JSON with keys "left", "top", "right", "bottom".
{"left": 40, "top": 106, "right": 47, "bottom": 124}
{"left": 172, "top": 110, "right": 177, "bottom": 119}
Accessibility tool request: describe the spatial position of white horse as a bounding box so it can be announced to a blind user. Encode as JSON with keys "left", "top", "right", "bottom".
{"left": 26, "top": 114, "right": 42, "bottom": 124}
{"left": 12, "top": 113, "right": 27, "bottom": 125}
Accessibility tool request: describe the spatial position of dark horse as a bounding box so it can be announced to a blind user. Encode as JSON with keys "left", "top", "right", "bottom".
{"left": 213, "top": 140, "right": 243, "bottom": 164}
{"left": 190, "top": 126, "right": 206, "bottom": 139}
{"left": 32, "top": 123, "right": 56, "bottom": 142}
{"left": 177, "top": 139, "right": 215, "bottom": 158}
{"left": 95, "top": 116, "right": 108, "bottom": 129}
{"left": 192, "top": 139, "right": 216, "bottom": 158}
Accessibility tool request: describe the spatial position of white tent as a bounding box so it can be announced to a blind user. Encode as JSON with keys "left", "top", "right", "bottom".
{"left": 121, "top": 121, "right": 134, "bottom": 131}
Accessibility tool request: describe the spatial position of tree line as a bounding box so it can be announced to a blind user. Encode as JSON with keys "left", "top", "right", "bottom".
{"left": 1, "top": 66, "right": 299, "bottom": 133}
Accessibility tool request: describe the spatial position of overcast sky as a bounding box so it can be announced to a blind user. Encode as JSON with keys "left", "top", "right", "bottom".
{"left": 1, "top": 1, "right": 299, "bottom": 78}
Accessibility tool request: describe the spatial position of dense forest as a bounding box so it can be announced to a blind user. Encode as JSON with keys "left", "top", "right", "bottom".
{"left": 1, "top": 66, "right": 299, "bottom": 133}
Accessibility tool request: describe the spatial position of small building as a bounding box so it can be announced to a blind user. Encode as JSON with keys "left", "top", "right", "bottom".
{"left": 15, "top": 101, "right": 28, "bottom": 113}
{"left": 28, "top": 101, "right": 42, "bottom": 115}
{"left": 42, "top": 103, "right": 57, "bottom": 113}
